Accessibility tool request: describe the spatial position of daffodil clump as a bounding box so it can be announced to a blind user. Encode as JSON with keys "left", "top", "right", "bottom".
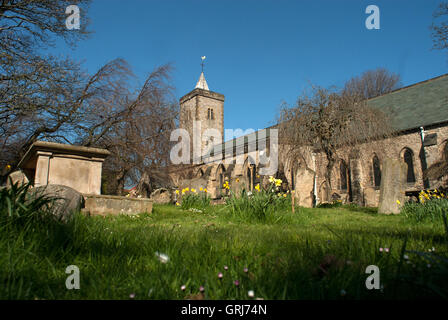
{"left": 175, "top": 187, "right": 210, "bottom": 210}
{"left": 224, "top": 176, "right": 291, "bottom": 222}
{"left": 401, "top": 188, "right": 448, "bottom": 222}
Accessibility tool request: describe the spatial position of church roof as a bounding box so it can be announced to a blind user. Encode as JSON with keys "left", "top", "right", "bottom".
{"left": 367, "top": 73, "right": 448, "bottom": 132}
{"left": 202, "top": 73, "right": 448, "bottom": 163}
{"left": 195, "top": 72, "right": 209, "bottom": 91}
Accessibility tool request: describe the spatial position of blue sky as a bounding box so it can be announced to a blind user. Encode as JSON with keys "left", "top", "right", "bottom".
{"left": 54, "top": 0, "right": 448, "bottom": 133}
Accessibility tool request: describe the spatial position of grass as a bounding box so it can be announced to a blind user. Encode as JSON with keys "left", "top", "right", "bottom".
{"left": 1, "top": 198, "right": 447, "bottom": 300}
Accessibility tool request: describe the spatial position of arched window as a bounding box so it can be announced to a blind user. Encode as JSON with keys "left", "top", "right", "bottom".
{"left": 291, "top": 170, "right": 295, "bottom": 190}
{"left": 340, "top": 160, "right": 348, "bottom": 191}
{"left": 403, "top": 148, "right": 416, "bottom": 183}
{"left": 444, "top": 141, "right": 448, "bottom": 160}
{"left": 372, "top": 155, "right": 381, "bottom": 187}
{"left": 217, "top": 165, "right": 225, "bottom": 189}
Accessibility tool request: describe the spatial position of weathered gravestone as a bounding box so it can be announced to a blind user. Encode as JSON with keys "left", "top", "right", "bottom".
{"left": 378, "top": 159, "right": 407, "bottom": 214}
{"left": 33, "top": 184, "right": 84, "bottom": 222}
{"left": 363, "top": 186, "right": 379, "bottom": 207}
{"left": 150, "top": 188, "right": 173, "bottom": 204}
{"left": 6, "top": 170, "right": 29, "bottom": 188}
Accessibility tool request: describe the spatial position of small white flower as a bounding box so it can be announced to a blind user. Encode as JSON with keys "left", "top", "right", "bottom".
{"left": 248, "top": 290, "right": 255, "bottom": 298}
{"left": 427, "top": 264, "right": 431, "bottom": 268}
{"left": 403, "top": 255, "right": 409, "bottom": 260}
{"left": 247, "top": 191, "right": 253, "bottom": 196}
{"left": 155, "top": 252, "right": 169, "bottom": 263}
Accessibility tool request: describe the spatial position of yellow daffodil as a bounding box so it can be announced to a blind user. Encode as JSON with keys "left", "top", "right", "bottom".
{"left": 199, "top": 187, "right": 203, "bottom": 191}
{"left": 191, "top": 188, "right": 196, "bottom": 193}
{"left": 6, "top": 164, "right": 11, "bottom": 170}
{"left": 176, "top": 202, "right": 180, "bottom": 206}
{"left": 396, "top": 200, "right": 401, "bottom": 205}
{"left": 175, "top": 190, "right": 179, "bottom": 194}
{"left": 283, "top": 194, "right": 287, "bottom": 198}
{"left": 204, "top": 188, "right": 207, "bottom": 193}
{"left": 255, "top": 184, "right": 260, "bottom": 191}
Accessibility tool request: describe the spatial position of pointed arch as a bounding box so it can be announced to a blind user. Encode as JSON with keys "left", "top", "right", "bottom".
{"left": 401, "top": 148, "right": 416, "bottom": 183}
{"left": 372, "top": 154, "right": 381, "bottom": 188}
{"left": 340, "top": 160, "right": 348, "bottom": 191}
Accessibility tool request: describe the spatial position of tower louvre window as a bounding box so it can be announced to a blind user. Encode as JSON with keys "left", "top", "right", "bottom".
{"left": 207, "top": 108, "right": 214, "bottom": 120}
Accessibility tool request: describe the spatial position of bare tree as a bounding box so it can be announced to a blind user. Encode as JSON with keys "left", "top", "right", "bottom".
{"left": 342, "top": 68, "right": 401, "bottom": 100}
{"left": 0, "top": 0, "right": 91, "bottom": 171}
{"left": 75, "top": 61, "right": 178, "bottom": 194}
{"left": 278, "top": 85, "right": 394, "bottom": 202}
{"left": 431, "top": 2, "right": 448, "bottom": 55}
{"left": 0, "top": 0, "right": 179, "bottom": 194}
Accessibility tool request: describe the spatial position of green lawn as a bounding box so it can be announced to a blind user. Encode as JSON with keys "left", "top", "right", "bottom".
{"left": 1, "top": 204, "right": 447, "bottom": 300}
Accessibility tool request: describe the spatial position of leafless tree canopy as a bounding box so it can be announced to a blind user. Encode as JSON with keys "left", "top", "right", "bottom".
{"left": 342, "top": 68, "right": 401, "bottom": 100}
{"left": 278, "top": 78, "right": 396, "bottom": 200}
{"left": 0, "top": 1, "right": 179, "bottom": 194}
{"left": 431, "top": 2, "right": 448, "bottom": 53}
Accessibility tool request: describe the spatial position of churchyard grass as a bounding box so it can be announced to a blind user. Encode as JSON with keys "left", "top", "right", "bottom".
{"left": 1, "top": 200, "right": 447, "bottom": 299}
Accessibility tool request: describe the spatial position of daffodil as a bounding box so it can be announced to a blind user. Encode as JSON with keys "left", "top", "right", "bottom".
{"left": 191, "top": 188, "right": 196, "bottom": 193}
{"left": 204, "top": 188, "right": 208, "bottom": 193}
{"left": 396, "top": 200, "right": 401, "bottom": 205}
{"left": 175, "top": 190, "right": 179, "bottom": 194}
{"left": 255, "top": 184, "right": 260, "bottom": 191}
{"left": 199, "top": 187, "right": 203, "bottom": 191}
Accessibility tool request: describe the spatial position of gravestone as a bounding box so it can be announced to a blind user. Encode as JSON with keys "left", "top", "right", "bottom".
{"left": 6, "top": 170, "right": 29, "bottom": 188}
{"left": 33, "top": 184, "right": 84, "bottom": 222}
{"left": 363, "top": 186, "right": 379, "bottom": 207}
{"left": 378, "top": 159, "right": 407, "bottom": 214}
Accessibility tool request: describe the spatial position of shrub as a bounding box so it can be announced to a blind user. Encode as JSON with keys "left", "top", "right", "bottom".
{"left": 177, "top": 188, "right": 211, "bottom": 210}
{"left": 401, "top": 198, "right": 448, "bottom": 222}
{"left": 224, "top": 176, "right": 291, "bottom": 222}
{"left": 0, "top": 181, "right": 54, "bottom": 228}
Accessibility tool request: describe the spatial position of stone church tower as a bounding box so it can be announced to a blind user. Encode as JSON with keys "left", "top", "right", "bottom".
{"left": 179, "top": 72, "right": 225, "bottom": 161}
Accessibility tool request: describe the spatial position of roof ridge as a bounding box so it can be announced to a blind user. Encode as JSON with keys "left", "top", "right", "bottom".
{"left": 367, "top": 72, "right": 448, "bottom": 102}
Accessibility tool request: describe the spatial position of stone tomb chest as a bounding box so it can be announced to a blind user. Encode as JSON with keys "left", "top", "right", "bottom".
{"left": 18, "top": 141, "right": 110, "bottom": 195}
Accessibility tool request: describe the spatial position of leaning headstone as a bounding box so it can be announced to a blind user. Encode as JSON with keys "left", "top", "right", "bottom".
{"left": 33, "top": 184, "right": 84, "bottom": 222}
{"left": 150, "top": 188, "right": 172, "bottom": 204}
{"left": 378, "top": 159, "right": 407, "bottom": 214}
{"left": 6, "top": 170, "right": 29, "bottom": 188}
{"left": 363, "top": 186, "right": 379, "bottom": 207}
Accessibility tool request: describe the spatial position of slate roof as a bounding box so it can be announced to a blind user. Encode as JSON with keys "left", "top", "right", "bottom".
{"left": 366, "top": 73, "right": 448, "bottom": 132}
{"left": 207, "top": 73, "right": 448, "bottom": 158}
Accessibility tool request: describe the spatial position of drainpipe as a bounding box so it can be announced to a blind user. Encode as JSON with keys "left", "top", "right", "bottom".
{"left": 419, "top": 126, "right": 430, "bottom": 189}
